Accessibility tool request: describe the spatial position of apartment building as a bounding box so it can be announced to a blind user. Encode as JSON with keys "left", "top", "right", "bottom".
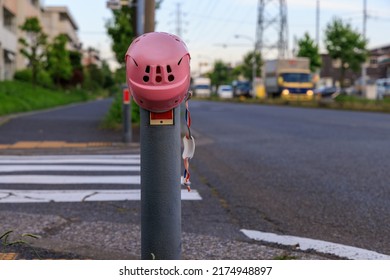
{"left": 1, "top": 0, "right": 14, "bottom": 79}
{"left": 82, "top": 47, "right": 102, "bottom": 68}
{"left": 0, "top": 0, "right": 80, "bottom": 81}
{"left": 42, "top": 6, "right": 81, "bottom": 51}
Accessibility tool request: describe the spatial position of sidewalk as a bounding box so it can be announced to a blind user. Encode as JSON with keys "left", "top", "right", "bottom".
{"left": 1, "top": 210, "right": 335, "bottom": 260}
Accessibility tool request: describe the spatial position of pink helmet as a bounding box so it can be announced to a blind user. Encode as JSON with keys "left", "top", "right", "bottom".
{"left": 125, "top": 32, "right": 191, "bottom": 112}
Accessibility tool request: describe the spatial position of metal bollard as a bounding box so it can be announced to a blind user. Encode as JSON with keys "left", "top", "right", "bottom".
{"left": 122, "top": 86, "right": 132, "bottom": 143}
{"left": 125, "top": 32, "right": 191, "bottom": 259}
{"left": 140, "top": 107, "right": 181, "bottom": 259}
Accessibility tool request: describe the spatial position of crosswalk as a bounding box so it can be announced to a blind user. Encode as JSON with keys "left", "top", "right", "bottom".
{"left": 0, "top": 154, "right": 201, "bottom": 203}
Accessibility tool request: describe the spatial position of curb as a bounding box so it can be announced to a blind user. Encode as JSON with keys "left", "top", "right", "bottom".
{"left": 0, "top": 253, "right": 18, "bottom": 260}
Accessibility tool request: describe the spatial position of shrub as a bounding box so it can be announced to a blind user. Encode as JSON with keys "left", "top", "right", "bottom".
{"left": 14, "top": 69, "right": 33, "bottom": 83}
{"left": 14, "top": 69, "right": 53, "bottom": 88}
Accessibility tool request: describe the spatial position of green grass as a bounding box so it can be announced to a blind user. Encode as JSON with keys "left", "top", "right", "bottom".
{"left": 102, "top": 90, "right": 140, "bottom": 130}
{"left": 0, "top": 80, "right": 104, "bottom": 116}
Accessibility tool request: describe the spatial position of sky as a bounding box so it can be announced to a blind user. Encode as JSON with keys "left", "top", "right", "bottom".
{"left": 43, "top": 0, "right": 390, "bottom": 74}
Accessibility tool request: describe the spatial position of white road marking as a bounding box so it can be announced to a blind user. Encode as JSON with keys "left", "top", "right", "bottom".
{"left": 0, "top": 165, "right": 140, "bottom": 172}
{"left": 241, "top": 229, "right": 390, "bottom": 260}
{"left": 0, "top": 154, "right": 139, "bottom": 164}
{"left": 0, "top": 155, "right": 139, "bottom": 159}
{"left": 0, "top": 158, "right": 139, "bottom": 164}
{"left": 0, "top": 189, "right": 202, "bottom": 203}
{"left": 0, "top": 175, "right": 140, "bottom": 184}
{"left": 0, "top": 154, "right": 203, "bottom": 202}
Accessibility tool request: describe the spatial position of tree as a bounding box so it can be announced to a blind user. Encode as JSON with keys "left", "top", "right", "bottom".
{"left": 105, "top": 6, "right": 136, "bottom": 67}
{"left": 69, "top": 50, "right": 84, "bottom": 86}
{"left": 297, "top": 32, "right": 322, "bottom": 72}
{"left": 46, "top": 34, "right": 72, "bottom": 86}
{"left": 18, "top": 17, "right": 48, "bottom": 85}
{"left": 208, "top": 60, "right": 233, "bottom": 90}
{"left": 105, "top": 2, "right": 163, "bottom": 67}
{"left": 83, "top": 64, "right": 104, "bottom": 90}
{"left": 324, "top": 18, "right": 368, "bottom": 88}
{"left": 239, "top": 51, "right": 262, "bottom": 81}
{"left": 101, "top": 60, "right": 115, "bottom": 89}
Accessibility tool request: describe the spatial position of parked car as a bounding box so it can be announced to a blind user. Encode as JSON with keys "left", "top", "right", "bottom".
{"left": 314, "top": 86, "right": 340, "bottom": 99}
{"left": 376, "top": 78, "right": 390, "bottom": 99}
{"left": 217, "top": 85, "right": 233, "bottom": 99}
{"left": 232, "top": 80, "right": 252, "bottom": 97}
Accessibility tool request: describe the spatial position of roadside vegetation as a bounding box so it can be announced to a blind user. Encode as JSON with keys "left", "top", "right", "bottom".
{"left": 200, "top": 94, "right": 390, "bottom": 114}
{"left": 0, "top": 17, "right": 119, "bottom": 118}
{"left": 101, "top": 90, "right": 140, "bottom": 130}
{"left": 0, "top": 81, "right": 104, "bottom": 116}
{"left": 102, "top": 6, "right": 141, "bottom": 129}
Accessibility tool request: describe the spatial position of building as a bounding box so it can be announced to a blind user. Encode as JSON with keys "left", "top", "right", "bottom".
{"left": 0, "top": 0, "right": 17, "bottom": 80}
{"left": 42, "top": 6, "right": 81, "bottom": 51}
{"left": 82, "top": 47, "right": 102, "bottom": 68}
{"left": 1, "top": 0, "right": 41, "bottom": 80}
{"left": 367, "top": 44, "right": 390, "bottom": 79}
{"left": 0, "top": 0, "right": 81, "bottom": 81}
{"left": 319, "top": 44, "right": 390, "bottom": 88}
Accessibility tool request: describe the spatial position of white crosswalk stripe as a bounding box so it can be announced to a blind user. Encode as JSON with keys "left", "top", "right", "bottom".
{"left": 0, "top": 154, "right": 202, "bottom": 202}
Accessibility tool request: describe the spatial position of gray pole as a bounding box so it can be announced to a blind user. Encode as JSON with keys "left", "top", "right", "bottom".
{"left": 252, "top": 50, "right": 257, "bottom": 99}
{"left": 144, "top": 0, "right": 155, "bottom": 33}
{"left": 137, "top": 0, "right": 145, "bottom": 35}
{"left": 122, "top": 86, "right": 132, "bottom": 143}
{"left": 316, "top": 0, "right": 320, "bottom": 48}
{"left": 140, "top": 106, "right": 181, "bottom": 260}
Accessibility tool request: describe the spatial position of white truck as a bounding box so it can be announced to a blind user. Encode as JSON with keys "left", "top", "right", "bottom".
{"left": 192, "top": 77, "right": 211, "bottom": 98}
{"left": 264, "top": 58, "right": 314, "bottom": 100}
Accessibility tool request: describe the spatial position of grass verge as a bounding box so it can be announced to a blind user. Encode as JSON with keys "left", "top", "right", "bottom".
{"left": 102, "top": 90, "right": 140, "bottom": 130}
{"left": 0, "top": 80, "right": 106, "bottom": 116}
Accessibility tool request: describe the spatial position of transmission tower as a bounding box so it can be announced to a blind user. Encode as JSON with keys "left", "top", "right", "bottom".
{"left": 255, "top": 0, "right": 289, "bottom": 59}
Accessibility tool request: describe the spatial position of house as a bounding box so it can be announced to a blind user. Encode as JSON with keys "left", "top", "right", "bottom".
{"left": 319, "top": 44, "right": 390, "bottom": 88}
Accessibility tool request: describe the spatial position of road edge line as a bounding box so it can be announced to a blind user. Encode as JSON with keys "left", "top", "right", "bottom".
{"left": 241, "top": 229, "right": 390, "bottom": 260}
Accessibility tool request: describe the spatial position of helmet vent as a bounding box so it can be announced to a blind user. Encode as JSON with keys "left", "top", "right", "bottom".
{"left": 145, "top": 65, "right": 150, "bottom": 73}
{"left": 143, "top": 76, "right": 149, "bottom": 82}
{"left": 155, "top": 76, "right": 162, "bottom": 83}
{"left": 166, "top": 65, "right": 172, "bottom": 73}
{"left": 168, "top": 75, "right": 175, "bottom": 82}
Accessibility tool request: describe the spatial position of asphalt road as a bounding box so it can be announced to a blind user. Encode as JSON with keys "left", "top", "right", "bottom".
{"left": 189, "top": 100, "right": 390, "bottom": 255}
{"left": 0, "top": 99, "right": 243, "bottom": 259}
{"left": 1, "top": 98, "right": 389, "bottom": 259}
{"left": 0, "top": 99, "right": 121, "bottom": 143}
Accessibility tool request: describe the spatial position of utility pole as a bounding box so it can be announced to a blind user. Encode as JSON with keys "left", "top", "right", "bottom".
{"left": 137, "top": 0, "right": 145, "bottom": 35}
{"left": 316, "top": 0, "right": 320, "bottom": 48}
{"left": 361, "top": 0, "right": 367, "bottom": 97}
{"left": 144, "top": 0, "right": 155, "bottom": 32}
